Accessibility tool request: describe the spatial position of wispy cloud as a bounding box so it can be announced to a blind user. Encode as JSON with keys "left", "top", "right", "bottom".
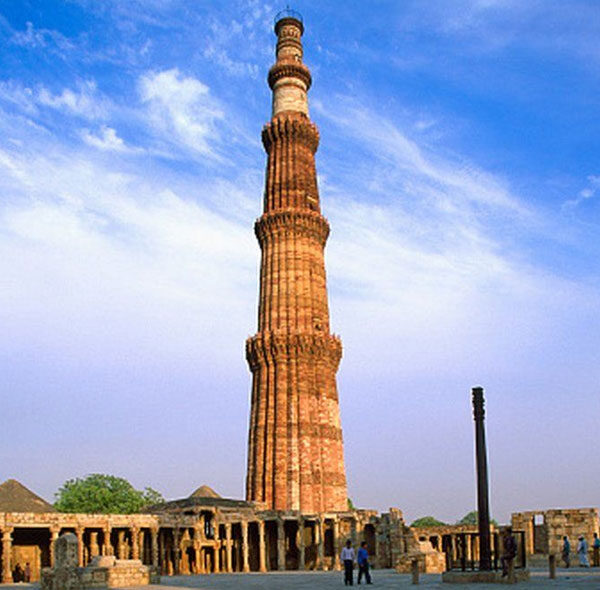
{"left": 0, "top": 80, "right": 37, "bottom": 114}
{"left": 37, "top": 80, "right": 109, "bottom": 120}
{"left": 0, "top": 139, "right": 257, "bottom": 362}
{"left": 81, "top": 126, "right": 136, "bottom": 153}
{"left": 0, "top": 79, "right": 110, "bottom": 121}
{"left": 309, "top": 96, "right": 599, "bottom": 390}
{"left": 10, "top": 21, "right": 75, "bottom": 53}
{"left": 563, "top": 175, "right": 600, "bottom": 209}
{"left": 202, "top": 44, "right": 259, "bottom": 78}
{"left": 138, "top": 68, "right": 225, "bottom": 159}
{"left": 315, "top": 96, "right": 531, "bottom": 217}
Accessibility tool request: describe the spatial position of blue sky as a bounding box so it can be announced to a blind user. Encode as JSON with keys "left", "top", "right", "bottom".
{"left": 0, "top": 0, "right": 599, "bottom": 525}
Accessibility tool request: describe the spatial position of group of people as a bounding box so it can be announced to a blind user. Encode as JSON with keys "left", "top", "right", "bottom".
{"left": 562, "top": 532, "right": 600, "bottom": 568}
{"left": 340, "top": 540, "right": 373, "bottom": 586}
{"left": 338, "top": 528, "right": 599, "bottom": 585}
{"left": 12, "top": 562, "right": 31, "bottom": 583}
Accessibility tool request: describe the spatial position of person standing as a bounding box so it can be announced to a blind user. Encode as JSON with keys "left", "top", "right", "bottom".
{"left": 501, "top": 527, "right": 517, "bottom": 578}
{"left": 357, "top": 541, "right": 372, "bottom": 585}
{"left": 593, "top": 533, "right": 600, "bottom": 567}
{"left": 24, "top": 563, "right": 31, "bottom": 583}
{"left": 341, "top": 540, "right": 355, "bottom": 586}
{"left": 562, "top": 536, "right": 571, "bottom": 568}
{"left": 577, "top": 536, "right": 590, "bottom": 567}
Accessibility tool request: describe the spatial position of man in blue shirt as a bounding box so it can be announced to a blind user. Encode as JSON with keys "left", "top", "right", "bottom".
{"left": 357, "top": 541, "right": 372, "bottom": 585}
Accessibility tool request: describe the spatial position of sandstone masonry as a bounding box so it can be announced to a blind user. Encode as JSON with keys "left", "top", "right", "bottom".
{"left": 245, "top": 13, "right": 347, "bottom": 513}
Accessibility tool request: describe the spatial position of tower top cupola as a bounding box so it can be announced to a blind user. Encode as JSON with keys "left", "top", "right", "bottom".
{"left": 269, "top": 7, "right": 311, "bottom": 117}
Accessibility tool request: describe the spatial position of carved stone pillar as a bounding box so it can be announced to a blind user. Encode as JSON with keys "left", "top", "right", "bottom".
{"left": 103, "top": 526, "right": 112, "bottom": 556}
{"left": 89, "top": 532, "right": 100, "bottom": 559}
{"left": 50, "top": 527, "right": 60, "bottom": 567}
{"left": 241, "top": 521, "right": 250, "bottom": 572}
{"left": 277, "top": 519, "right": 285, "bottom": 571}
{"left": 76, "top": 527, "right": 85, "bottom": 566}
{"left": 258, "top": 521, "right": 267, "bottom": 572}
{"left": 298, "top": 518, "right": 305, "bottom": 570}
{"left": 151, "top": 528, "right": 159, "bottom": 567}
{"left": 131, "top": 527, "right": 140, "bottom": 560}
{"left": 2, "top": 527, "right": 13, "bottom": 583}
{"left": 173, "top": 528, "right": 180, "bottom": 575}
{"left": 193, "top": 542, "right": 201, "bottom": 574}
{"left": 214, "top": 536, "right": 221, "bottom": 573}
{"left": 374, "top": 527, "right": 381, "bottom": 567}
{"left": 117, "top": 530, "right": 126, "bottom": 560}
{"left": 333, "top": 519, "right": 341, "bottom": 570}
{"left": 225, "top": 524, "right": 232, "bottom": 573}
{"left": 138, "top": 530, "right": 145, "bottom": 563}
{"left": 316, "top": 520, "right": 324, "bottom": 570}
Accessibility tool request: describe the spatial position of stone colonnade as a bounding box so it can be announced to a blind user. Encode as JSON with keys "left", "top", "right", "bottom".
{"left": 0, "top": 509, "right": 387, "bottom": 582}
{"left": 411, "top": 525, "right": 485, "bottom": 569}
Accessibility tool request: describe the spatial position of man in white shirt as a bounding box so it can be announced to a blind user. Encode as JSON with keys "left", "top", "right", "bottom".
{"left": 341, "top": 540, "right": 356, "bottom": 586}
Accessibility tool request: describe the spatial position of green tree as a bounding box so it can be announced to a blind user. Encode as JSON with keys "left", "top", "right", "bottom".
{"left": 457, "top": 511, "right": 498, "bottom": 527}
{"left": 411, "top": 516, "right": 447, "bottom": 527}
{"left": 347, "top": 497, "right": 356, "bottom": 511}
{"left": 54, "top": 474, "right": 164, "bottom": 514}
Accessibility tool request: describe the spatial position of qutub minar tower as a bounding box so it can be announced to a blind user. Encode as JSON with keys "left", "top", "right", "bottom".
{"left": 245, "top": 10, "right": 348, "bottom": 514}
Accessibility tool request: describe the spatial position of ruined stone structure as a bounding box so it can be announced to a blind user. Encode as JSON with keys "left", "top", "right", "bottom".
{"left": 512, "top": 508, "right": 600, "bottom": 557}
{"left": 396, "top": 524, "right": 498, "bottom": 574}
{"left": 245, "top": 11, "right": 347, "bottom": 513}
{"left": 0, "top": 481, "right": 403, "bottom": 581}
{"left": 41, "top": 533, "right": 157, "bottom": 590}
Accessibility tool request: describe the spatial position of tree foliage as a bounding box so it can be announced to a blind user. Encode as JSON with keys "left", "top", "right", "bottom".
{"left": 54, "top": 474, "right": 164, "bottom": 514}
{"left": 457, "top": 511, "right": 498, "bottom": 527}
{"left": 347, "top": 497, "right": 356, "bottom": 511}
{"left": 411, "top": 516, "right": 447, "bottom": 527}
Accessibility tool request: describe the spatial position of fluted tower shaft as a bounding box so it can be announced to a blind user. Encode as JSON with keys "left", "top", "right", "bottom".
{"left": 245, "top": 15, "right": 348, "bottom": 513}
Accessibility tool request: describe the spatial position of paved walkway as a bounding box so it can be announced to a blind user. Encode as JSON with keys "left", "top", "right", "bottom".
{"left": 154, "top": 567, "right": 600, "bottom": 589}
{"left": 2, "top": 568, "right": 600, "bottom": 589}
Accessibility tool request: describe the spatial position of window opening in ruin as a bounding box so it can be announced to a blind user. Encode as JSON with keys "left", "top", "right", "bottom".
{"left": 534, "top": 514, "right": 544, "bottom": 525}
{"left": 204, "top": 515, "right": 214, "bottom": 540}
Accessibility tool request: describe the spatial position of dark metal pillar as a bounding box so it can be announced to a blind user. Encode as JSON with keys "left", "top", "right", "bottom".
{"left": 472, "top": 386, "right": 492, "bottom": 570}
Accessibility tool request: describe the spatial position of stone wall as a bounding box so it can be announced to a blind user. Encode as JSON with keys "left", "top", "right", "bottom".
{"left": 512, "top": 508, "right": 600, "bottom": 556}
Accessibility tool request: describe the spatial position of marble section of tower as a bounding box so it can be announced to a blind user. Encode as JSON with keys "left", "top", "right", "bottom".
{"left": 245, "top": 15, "right": 348, "bottom": 513}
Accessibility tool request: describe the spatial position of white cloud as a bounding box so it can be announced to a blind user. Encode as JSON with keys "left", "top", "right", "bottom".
{"left": 202, "top": 44, "right": 259, "bottom": 78}
{"left": 11, "top": 21, "right": 75, "bottom": 52}
{"left": 138, "top": 68, "right": 224, "bottom": 158}
{"left": 306, "top": 97, "right": 599, "bottom": 389}
{"left": 81, "top": 126, "right": 135, "bottom": 152}
{"left": 0, "top": 81, "right": 37, "bottom": 114}
{"left": 0, "top": 79, "right": 109, "bottom": 121}
{"left": 0, "top": 139, "right": 258, "bottom": 369}
{"left": 563, "top": 174, "right": 600, "bottom": 209}
{"left": 37, "top": 80, "right": 109, "bottom": 120}
{"left": 315, "top": 97, "right": 531, "bottom": 217}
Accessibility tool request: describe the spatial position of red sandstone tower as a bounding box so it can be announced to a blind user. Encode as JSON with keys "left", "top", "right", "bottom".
{"left": 245, "top": 10, "right": 348, "bottom": 513}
